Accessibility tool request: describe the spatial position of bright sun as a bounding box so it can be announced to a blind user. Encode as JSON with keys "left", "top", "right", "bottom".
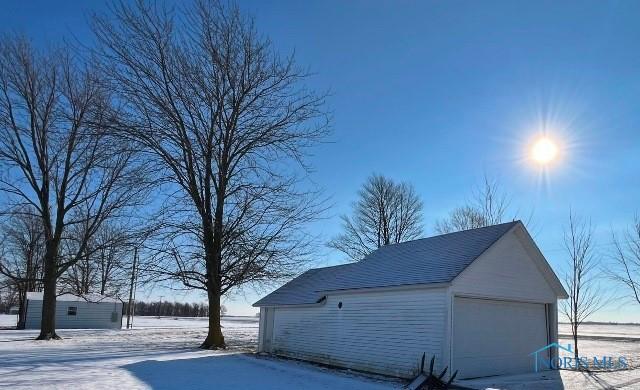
{"left": 531, "top": 138, "right": 559, "bottom": 165}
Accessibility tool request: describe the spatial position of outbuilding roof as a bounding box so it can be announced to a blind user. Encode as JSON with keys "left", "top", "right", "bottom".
{"left": 254, "top": 221, "right": 522, "bottom": 307}
{"left": 26, "top": 292, "right": 121, "bottom": 303}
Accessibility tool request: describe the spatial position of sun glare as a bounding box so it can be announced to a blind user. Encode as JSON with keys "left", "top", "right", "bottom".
{"left": 531, "top": 138, "right": 558, "bottom": 165}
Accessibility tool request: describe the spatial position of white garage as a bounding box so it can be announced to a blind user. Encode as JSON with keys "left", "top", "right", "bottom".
{"left": 254, "top": 221, "right": 568, "bottom": 380}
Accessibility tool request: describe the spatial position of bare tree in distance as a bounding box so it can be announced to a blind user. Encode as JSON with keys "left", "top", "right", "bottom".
{"left": 434, "top": 175, "right": 516, "bottom": 234}
{"left": 59, "top": 221, "right": 138, "bottom": 297}
{"left": 0, "top": 283, "right": 20, "bottom": 315}
{"left": 609, "top": 214, "right": 640, "bottom": 305}
{"left": 92, "top": 0, "right": 329, "bottom": 349}
{"left": 95, "top": 224, "right": 135, "bottom": 296}
{"left": 559, "top": 211, "right": 608, "bottom": 361}
{"left": 0, "top": 210, "right": 45, "bottom": 328}
{"left": 59, "top": 223, "right": 97, "bottom": 296}
{"left": 0, "top": 38, "right": 149, "bottom": 339}
{"left": 434, "top": 206, "right": 487, "bottom": 234}
{"left": 329, "top": 174, "right": 423, "bottom": 261}
{"left": 125, "top": 299, "right": 214, "bottom": 317}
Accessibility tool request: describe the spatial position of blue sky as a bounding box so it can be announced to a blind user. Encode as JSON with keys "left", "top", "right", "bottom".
{"left": 3, "top": 1, "right": 640, "bottom": 321}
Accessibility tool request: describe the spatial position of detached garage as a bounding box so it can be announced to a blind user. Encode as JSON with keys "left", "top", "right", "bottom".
{"left": 254, "top": 221, "right": 568, "bottom": 379}
{"left": 24, "top": 292, "right": 123, "bottom": 330}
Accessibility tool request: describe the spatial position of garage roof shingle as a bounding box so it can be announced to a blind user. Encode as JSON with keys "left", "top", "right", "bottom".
{"left": 254, "top": 221, "right": 519, "bottom": 307}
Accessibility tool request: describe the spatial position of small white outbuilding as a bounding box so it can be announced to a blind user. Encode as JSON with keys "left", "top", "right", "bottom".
{"left": 24, "top": 292, "right": 123, "bottom": 330}
{"left": 254, "top": 221, "right": 568, "bottom": 379}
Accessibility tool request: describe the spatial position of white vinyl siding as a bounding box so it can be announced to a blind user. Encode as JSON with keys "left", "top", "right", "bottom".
{"left": 258, "top": 307, "right": 275, "bottom": 353}
{"left": 25, "top": 299, "right": 122, "bottom": 330}
{"left": 268, "top": 287, "right": 447, "bottom": 378}
{"left": 451, "top": 230, "right": 557, "bottom": 303}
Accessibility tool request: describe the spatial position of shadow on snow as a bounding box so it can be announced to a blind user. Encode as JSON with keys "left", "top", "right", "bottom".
{"left": 123, "top": 354, "right": 394, "bottom": 390}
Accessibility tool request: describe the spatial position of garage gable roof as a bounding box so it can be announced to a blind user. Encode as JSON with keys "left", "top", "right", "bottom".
{"left": 254, "top": 221, "right": 520, "bottom": 307}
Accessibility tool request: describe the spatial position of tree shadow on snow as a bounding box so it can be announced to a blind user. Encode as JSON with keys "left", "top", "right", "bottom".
{"left": 578, "top": 369, "right": 640, "bottom": 390}
{"left": 124, "top": 354, "right": 254, "bottom": 390}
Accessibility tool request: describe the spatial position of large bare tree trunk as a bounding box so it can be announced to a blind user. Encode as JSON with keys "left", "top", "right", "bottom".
{"left": 202, "top": 283, "right": 225, "bottom": 349}
{"left": 200, "top": 210, "right": 226, "bottom": 349}
{"left": 37, "top": 253, "right": 60, "bottom": 340}
{"left": 573, "top": 324, "right": 579, "bottom": 361}
{"left": 17, "top": 289, "right": 27, "bottom": 329}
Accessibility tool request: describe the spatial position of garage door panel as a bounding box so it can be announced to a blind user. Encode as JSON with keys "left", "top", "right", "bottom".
{"left": 453, "top": 298, "right": 548, "bottom": 379}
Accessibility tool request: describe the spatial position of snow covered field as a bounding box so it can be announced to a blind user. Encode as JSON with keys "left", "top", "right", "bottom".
{"left": 1, "top": 315, "right": 639, "bottom": 389}
{"left": 0, "top": 314, "right": 396, "bottom": 389}
{"left": 559, "top": 322, "right": 640, "bottom": 340}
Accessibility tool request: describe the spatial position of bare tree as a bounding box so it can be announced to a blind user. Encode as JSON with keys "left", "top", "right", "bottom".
{"left": 434, "top": 206, "right": 487, "bottom": 234}
{"left": 59, "top": 224, "right": 97, "bottom": 296}
{"left": 95, "top": 224, "right": 134, "bottom": 296}
{"left": 0, "top": 282, "right": 21, "bottom": 315}
{"left": 610, "top": 214, "right": 640, "bottom": 305}
{"left": 559, "top": 211, "right": 608, "bottom": 361}
{"left": 92, "top": 0, "right": 328, "bottom": 349}
{"left": 329, "top": 174, "right": 423, "bottom": 261}
{"left": 435, "top": 175, "right": 511, "bottom": 234}
{"left": 59, "top": 221, "right": 135, "bottom": 297}
{"left": 0, "top": 284, "right": 20, "bottom": 314}
{"left": 0, "top": 210, "right": 45, "bottom": 328}
{"left": 0, "top": 38, "right": 147, "bottom": 339}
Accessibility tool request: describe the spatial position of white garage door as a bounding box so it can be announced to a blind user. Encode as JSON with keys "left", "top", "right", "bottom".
{"left": 453, "top": 297, "right": 548, "bottom": 379}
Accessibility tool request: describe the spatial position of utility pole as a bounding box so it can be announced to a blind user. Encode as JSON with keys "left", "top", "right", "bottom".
{"left": 131, "top": 265, "right": 138, "bottom": 328}
{"left": 126, "top": 247, "right": 138, "bottom": 329}
{"left": 158, "top": 295, "right": 164, "bottom": 318}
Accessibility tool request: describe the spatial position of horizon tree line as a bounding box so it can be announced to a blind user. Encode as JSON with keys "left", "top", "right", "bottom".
{"left": 122, "top": 300, "right": 227, "bottom": 318}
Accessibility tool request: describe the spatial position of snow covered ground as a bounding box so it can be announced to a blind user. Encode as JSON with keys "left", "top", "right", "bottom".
{"left": 0, "top": 313, "right": 18, "bottom": 327}
{"left": 1, "top": 315, "right": 639, "bottom": 389}
{"left": 0, "top": 314, "right": 397, "bottom": 389}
